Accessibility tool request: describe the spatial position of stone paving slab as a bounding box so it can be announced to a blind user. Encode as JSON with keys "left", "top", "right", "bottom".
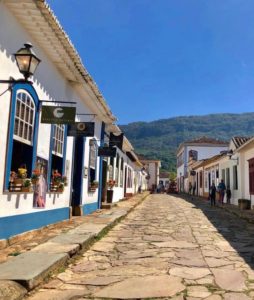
{"left": 0, "top": 252, "right": 68, "bottom": 290}
{"left": 93, "top": 275, "right": 185, "bottom": 299}
{"left": 26, "top": 193, "right": 254, "bottom": 299}
{"left": 0, "top": 192, "right": 149, "bottom": 299}
{"left": 49, "top": 232, "right": 95, "bottom": 246}
{"left": 30, "top": 241, "right": 80, "bottom": 256}
{"left": 0, "top": 280, "right": 27, "bottom": 300}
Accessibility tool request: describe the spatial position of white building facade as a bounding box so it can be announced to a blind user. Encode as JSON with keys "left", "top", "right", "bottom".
{"left": 0, "top": 0, "right": 146, "bottom": 241}
{"left": 177, "top": 137, "right": 228, "bottom": 193}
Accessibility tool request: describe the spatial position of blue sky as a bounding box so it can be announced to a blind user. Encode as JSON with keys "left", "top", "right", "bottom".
{"left": 47, "top": 0, "right": 254, "bottom": 124}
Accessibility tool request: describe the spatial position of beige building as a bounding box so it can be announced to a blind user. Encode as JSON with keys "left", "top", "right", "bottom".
{"left": 140, "top": 159, "right": 161, "bottom": 191}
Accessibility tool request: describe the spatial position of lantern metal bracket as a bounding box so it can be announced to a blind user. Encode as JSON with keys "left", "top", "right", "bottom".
{"left": 0, "top": 78, "right": 32, "bottom": 84}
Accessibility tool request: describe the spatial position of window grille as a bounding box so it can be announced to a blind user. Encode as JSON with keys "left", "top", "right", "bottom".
{"left": 14, "top": 91, "right": 35, "bottom": 145}
{"left": 52, "top": 124, "right": 64, "bottom": 157}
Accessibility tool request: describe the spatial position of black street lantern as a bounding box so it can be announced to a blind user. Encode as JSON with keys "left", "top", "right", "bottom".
{"left": 14, "top": 42, "right": 41, "bottom": 80}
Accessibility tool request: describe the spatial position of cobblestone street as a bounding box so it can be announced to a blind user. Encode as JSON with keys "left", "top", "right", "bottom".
{"left": 28, "top": 194, "right": 254, "bottom": 299}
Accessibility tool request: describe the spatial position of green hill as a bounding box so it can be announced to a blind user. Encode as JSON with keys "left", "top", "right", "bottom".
{"left": 120, "top": 113, "right": 254, "bottom": 172}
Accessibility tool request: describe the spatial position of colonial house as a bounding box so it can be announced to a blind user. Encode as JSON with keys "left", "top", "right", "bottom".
{"left": 140, "top": 159, "right": 161, "bottom": 191}
{"left": 159, "top": 172, "right": 170, "bottom": 188}
{"left": 0, "top": 0, "right": 146, "bottom": 241}
{"left": 191, "top": 136, "right": 252, "bottom": 206}
{"left": 233, "top": 136, "right": 254, "bottom": 207}
{"left": 191, "top": 153, "right": 227, "bottom": 199}
{"left": 177, "top": 136, "right": 228, "bottom": 193}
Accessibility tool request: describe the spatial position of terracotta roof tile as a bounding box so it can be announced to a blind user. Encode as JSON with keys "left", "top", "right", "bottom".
{"left": 232, "top": 136, "right": 252, "bottom": 149}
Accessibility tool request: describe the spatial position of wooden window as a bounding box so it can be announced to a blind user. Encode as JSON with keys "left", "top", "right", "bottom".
{"left": 120, "top": 158, "right": 124, "bottom": 187}
{"left": 50, "top": 125, "right": 66, "bottom": 180}
{"left": 88, "top": 139, "right": 98, "bottom": 186}
{"left": 222, "top": 169, "right": 225, "bottom": 182}
{"left": 199, "top": 171, "right": 203, "bottom": 188}
{"left": 226, "top": 168, "right": 230, "bottom": 188}
{"left": 108, "top": 157, "right": 114, "bottom": 180}
{"left": 233, "top": 165, "right": 238, "bottom": 190}
{"left": 127, "top": 168, "right": 132, "bottom": 188}
{"left": 249, "top": 158, "right": 254, "bottom": 195}
{"left": 52, "top": 124, "right": 64, "bottom": 157}
{"left": 14, "top": 91, "right": 35, "bottom": 145}
{"left": 115, "top": 154, "right": 119, "bottom": 186}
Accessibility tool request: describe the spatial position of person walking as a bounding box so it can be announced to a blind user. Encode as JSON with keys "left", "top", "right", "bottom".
{"left": 218, "top": 179, "right": 226, "bottom": 204}
{"left": 192, "top": 181, "right": 196, "bottom": 196}
{"left": 209, "top": 181, "right": 217, "bottom": 206}
{"left": 226, "top": 186, "right": 231, "bottom": 204}
{"left": 189, "top": 182, "right": 192, "bottom": 195}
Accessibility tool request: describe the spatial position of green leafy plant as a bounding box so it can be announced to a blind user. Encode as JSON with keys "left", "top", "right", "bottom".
{"left": 23, "top": 179, "right": 31, "bottom": 187}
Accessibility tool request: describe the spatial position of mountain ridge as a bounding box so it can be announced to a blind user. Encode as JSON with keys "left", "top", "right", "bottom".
{"left": 119, "top": 112, "right": 254, "bottom": 172}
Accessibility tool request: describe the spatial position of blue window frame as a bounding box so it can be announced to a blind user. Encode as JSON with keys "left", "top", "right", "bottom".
{"left": 88, "top": 139, "right": 98, "bottom": 188}
{"left": 4, "top": 83, "right": 40, "bottom": 191}
{"left": 48, "top": 124, "right": 67, "bottom": 186}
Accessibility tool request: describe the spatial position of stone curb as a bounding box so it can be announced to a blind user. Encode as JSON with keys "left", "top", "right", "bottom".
{"left": 0, "top": 192, "right": 150, "bottom": 300}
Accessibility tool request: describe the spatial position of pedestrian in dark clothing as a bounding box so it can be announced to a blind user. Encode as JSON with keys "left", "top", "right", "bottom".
{"left": 209, "top": 182, "right": 217, "bottom": 206}
{"left": 192, "top": 182, "right": 196, "bottom": 196}
{"left": 226, "top": 186, "right": 231, "bottom": 204}
{"left": 218, "top": 179, "right": 226, "bottom": 204}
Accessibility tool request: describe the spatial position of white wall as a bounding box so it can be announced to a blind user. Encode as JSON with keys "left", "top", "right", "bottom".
{"left": 177, "top": 144, "right": 228, "bottom": 193}
{"left": 219, "top": 157, "right": 240, "bottom": 205}
{"left": 240, "top": 148, "right": 254, "bottom": 205}
{"left": 0, "top": 3, "right": 100, "bottom": 217}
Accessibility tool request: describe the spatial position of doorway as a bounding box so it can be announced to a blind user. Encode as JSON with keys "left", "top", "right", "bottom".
{"left": 71, "top": 137, "right": 84, "bottom": 216}
{"left": 124, "top": 166, "right": 127, "bottom": 197}
{"left": 100, "top": 160, "right": 108, "bottom": 205}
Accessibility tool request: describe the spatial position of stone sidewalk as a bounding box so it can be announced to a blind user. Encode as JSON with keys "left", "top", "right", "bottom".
{"left": 26, "top": 194, "right": 254, "bottom": 300}
{"left": 182, "top": 193, "right": 254, "bottom": 224}
{"left": 0, "top": 192, "right": 149, "bottom": 300}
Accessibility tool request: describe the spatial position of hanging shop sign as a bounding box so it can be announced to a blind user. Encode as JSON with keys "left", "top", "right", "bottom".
{"left": 109, "top": 133, "right": 124, "bottom": 149}
{"left": 98, "top": 146, "right": 117, "bottom": 157}
{"left": 41, "top": 106, "right": 76, "bottom": 124}
{"left": 67, "top": 122, "right": 95, "bottom": 137}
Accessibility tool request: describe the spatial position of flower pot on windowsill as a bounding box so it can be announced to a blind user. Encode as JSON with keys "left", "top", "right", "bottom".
{"left": 9, "top": 183, "right": 22, "bottom": 192}
{"left": 106, "top": 190, "right": 114, "bottom": 203}
{"left": 57, "top": 188, "right": 64, "bottom": 193}
{"left": 89, "top": 186, "right": 97, "bottom": 193}
{"left": 21, "top": 186, "right": 32, "bottom": 193}
{"left": 50, "top": 184, "right": 59, "bottom": 192}
{"left": 14, "top": 178, "right": 24, "bottom": 185}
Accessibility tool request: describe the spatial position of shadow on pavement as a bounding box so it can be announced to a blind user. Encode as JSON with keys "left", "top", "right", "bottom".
{"left": 174, "top": 194, "right": 254, "bottom": 270}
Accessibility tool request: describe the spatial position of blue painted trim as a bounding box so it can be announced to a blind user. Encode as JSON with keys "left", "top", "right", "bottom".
{"left": 4, "top": 83, "right": 40, "bottom": 190}
{"left": 97, "top": 122, "right": 105, "bottom": 209}
{"left": 48, "top": 124, "right": 54, "bottom": 185}
{"left": 0, "top": 207, "right": 69, "bottom": 240}
{"left": 87, "top": 138, "right": 98, "bottom": 193}
{"left": 62, "top": 126, "right": 68, "bottom": 174}
{"left": 82, "top": 202, "right": 98, "bottom": 215}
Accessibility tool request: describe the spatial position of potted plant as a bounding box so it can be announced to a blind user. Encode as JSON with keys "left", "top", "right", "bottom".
{"left": 22, "top": 179, "right": 32, "bottom": 192}
{"left": 31, "top": 169, "right": 40, "bottom": 185}
{"left": 17, "top": 165, "right": 27, "bottom": 179}
{"left": 89, "top": 180, "right": 99, "bottom": 193}
{"left": 9, "top": 171, "right": 22, "bottom": 192}
{"left": 51, "top": 170, "right": 62, "bottom": 192}
{"left": 107, "top": 179, "right": 115, "bottom": 203}
{"left": 57, "top": 183, "right": 64, "bottom": 193}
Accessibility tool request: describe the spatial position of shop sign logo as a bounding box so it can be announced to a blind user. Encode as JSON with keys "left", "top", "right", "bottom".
{"left": 53, "top": 108, "right": 64, "bottom": 118}
{"left": 41, "top": 105, "right": 76, "bottom": 124}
